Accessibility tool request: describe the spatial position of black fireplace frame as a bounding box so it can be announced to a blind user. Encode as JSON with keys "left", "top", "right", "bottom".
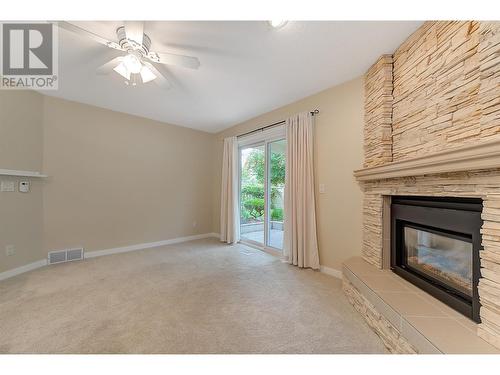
{"left": 391, "top": 196, "right": 483, "bottom": 322}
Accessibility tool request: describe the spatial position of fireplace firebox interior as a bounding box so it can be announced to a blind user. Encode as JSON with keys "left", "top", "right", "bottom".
{"left": 391, "top": 196, "right": 483, "bottom": 322}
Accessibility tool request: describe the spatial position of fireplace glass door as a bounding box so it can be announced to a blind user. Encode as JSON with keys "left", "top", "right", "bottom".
{"left": 403, "top": 226, "right": 473, "bottom": 297}
{"left": 391, "top": 196, "right": 482, "bottom": 322}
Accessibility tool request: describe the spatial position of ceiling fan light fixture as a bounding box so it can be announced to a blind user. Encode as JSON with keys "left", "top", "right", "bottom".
{"left": 125, "top": 74, "right": 140, "bottom": 87}
{"left": 269, "top": 20, "right": 288, "bottom": 29}
{"left": 58, "top": 22, "right": 185, "bottom": 90}
{"left": 113, "top": 61, "right": 131, "bottom": 80}
{"left": 106, "top": 41, "right": 121, "bottom": 50}
{"left": 140, "top": 65, "right": 156, "bottom": 83}
{"left": 122, "top": 53, "right": 142, "bottom": 74}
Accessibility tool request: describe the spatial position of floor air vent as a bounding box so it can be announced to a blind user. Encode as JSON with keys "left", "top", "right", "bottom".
{"left": 48, "top": 248, "right": 84, "bottom": 265}
{"left": 67, "top": 248, "right": 84, "bottom": 261}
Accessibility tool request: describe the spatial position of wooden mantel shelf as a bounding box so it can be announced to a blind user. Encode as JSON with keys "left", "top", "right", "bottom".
{"left": 354, "top": 138, "right": 500, "bottom": 181}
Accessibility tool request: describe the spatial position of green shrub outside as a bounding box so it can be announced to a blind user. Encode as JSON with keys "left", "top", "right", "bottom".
{"left": 240, "top": 147, "right": 285, "bottom": 224}
{"left": 271, "top": 208, "right": 283, "bottom": 221}
{"left": 243, "top": 197, "right": 265, "bottom": 219}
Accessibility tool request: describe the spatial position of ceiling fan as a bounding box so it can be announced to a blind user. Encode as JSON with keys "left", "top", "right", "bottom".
{"left": 57, "top": 21, "right": 200, "bottom": 89}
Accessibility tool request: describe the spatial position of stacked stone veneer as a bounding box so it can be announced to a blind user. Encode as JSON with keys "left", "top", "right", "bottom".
{"left": 363, "top": 55, "right": 394, "bottom": 167}
{"left": 355, "top": 21, "right": 500, "bottom": 350}
{"left": 391, "top": 21, "right": 500, "bottom": 161}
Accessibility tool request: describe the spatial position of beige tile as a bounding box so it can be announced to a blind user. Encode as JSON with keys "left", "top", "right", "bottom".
{"left": 343, "top": 267, "right": 363, "bottom": 290}
{"left": 378, "top": 291, "right": 448, "bottom": 318}
{"left": 413, "top": 288, "right": 450, "bottom": 309}
{"left": 391, "top": 276, "right": 425, "bottom": 294}
{"left": 396, "top": 286, "right": 480, "bottom": 333}
{"left": 370, "top": 293, "right": 402, "bottom": 330}
{"left": 453, "top": 314, "right": 479, "bottom": 334}
{"left": 414, "top": 289, "right": 479, "bottom": 332}
{"left": 400, "top": 319, "right": 441, "bottom": 354}
{"left": 343, "top": 257, "right": 382, "bottom": 276}
{"left": 405, "top": 316, "right": 500, "bottom": 354}
{"left": 343, "top": 267, "right": 380, "bottom": 304}
{"left": 344, "top": 266, "right": 403, "bottom": 329}
{"left": 342, "top": 265, "right": 356, "bottom": 282}
{"left": 360, "top": 274, "right": 412, "bottom": 293}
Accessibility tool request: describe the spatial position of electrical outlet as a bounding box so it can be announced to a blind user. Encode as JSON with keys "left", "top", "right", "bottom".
{"left": 19, "top": 181, "right": 30, "bottom": 193}
{"left": 192, "top": 221, "right": 197, "bottom": 228}
{"left": 5, "top": 245, "right": 15, "bottom": 256}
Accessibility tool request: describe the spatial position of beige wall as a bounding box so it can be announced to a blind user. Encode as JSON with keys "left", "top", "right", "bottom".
{"left": 213, "top": 77, "right": 365, "bottom": 270}
{"left": 0, "top": 91, "right": 44, "bottom": 272}
{"left": 42, "top": 96, "right": 215, "bottom": 253}
{"left": 1, "top": 92, "right": 216, "bottom": 273}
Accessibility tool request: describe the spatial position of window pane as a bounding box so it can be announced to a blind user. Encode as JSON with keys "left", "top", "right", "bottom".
{"left": 240, "top": 145, "right": 265, "bottom": 245}
{"left": 267, "top": 139, "right": 285, "bottom": 250}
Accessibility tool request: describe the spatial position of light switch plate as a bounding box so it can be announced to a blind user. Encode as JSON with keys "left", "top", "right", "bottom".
{"left": 5, "top": 245, "right": 15, "bottom": 256}
{"left": 319, "top": 183, "right": 326, "bottom": 194}
{"left": 1, "top": 180, "right": 15, "bottom": 192}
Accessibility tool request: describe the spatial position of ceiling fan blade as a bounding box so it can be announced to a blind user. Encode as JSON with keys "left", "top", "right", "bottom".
{"left": 57, "top": 21, "right": 123, "bottom": 50}
{"left": 96, "top": 57, "right": 123, "bottom": 75}
{"left": 143, "top": 62, "right": 171, "bottom": 90}
{"left": 149, "top": 52, "right": 200, "bottom": 70}
{"left": 124, "top": 21, "right": 144, "bottom": 45}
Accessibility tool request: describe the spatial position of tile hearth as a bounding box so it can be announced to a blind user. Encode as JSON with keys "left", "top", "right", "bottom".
{"left": 343, "top": 257, "right": 499, "bottom": 354}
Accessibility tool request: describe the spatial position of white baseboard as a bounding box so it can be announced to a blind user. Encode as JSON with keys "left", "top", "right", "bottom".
{"left": 0, "top": 259, "right": 47, "bottom": 282}
{"left": 1, "top": 233, "right": 336, "bottom": 283}
{"left": 320, "top": 265, "right": 342, "bottom": 279}
{"left": 85, "top": 232, "right": 217, "bottom": 259}
{"left": 0, "top": 233, "right": 218, "bottom": 282}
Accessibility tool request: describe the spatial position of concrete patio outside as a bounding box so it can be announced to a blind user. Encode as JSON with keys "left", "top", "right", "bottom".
{"left": 241, "top": 228, "right": 284, "bottom": 250}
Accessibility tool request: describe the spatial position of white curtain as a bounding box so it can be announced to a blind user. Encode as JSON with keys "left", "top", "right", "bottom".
{"left": 283, "top": 112, "right": 320, "bottom": 269}
{"left": 220, "top": 136, "right": 240, "bottom": 244}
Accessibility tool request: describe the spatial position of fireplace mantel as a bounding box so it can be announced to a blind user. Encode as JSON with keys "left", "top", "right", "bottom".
{"left": 354, "top": 139, "right": 500, "bottom": 182}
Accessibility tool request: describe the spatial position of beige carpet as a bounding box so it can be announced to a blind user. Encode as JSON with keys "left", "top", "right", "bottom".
{"left": 0, "top": 238, "right": 385, "bottom": 354}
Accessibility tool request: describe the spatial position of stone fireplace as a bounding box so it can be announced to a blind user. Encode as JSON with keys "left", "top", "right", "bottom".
{"left": 343, "top": 21, "right": 500, "bottom": 352}
{"left": 346, "top": 168, "right": 500, "bottom": 352}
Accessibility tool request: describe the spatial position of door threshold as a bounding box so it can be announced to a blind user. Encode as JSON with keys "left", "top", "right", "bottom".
{"left": 239, "top": 240, "right": 282, "bottom": 258}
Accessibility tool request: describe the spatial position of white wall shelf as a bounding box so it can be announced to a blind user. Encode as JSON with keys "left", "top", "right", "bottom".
{"left": 0, "top": 169, "right": 48, "bottom": 178}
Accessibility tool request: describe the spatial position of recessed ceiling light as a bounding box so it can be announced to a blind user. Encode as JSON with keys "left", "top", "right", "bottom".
{"left": 269, "top": 20, "right": 288, "bottom": 29}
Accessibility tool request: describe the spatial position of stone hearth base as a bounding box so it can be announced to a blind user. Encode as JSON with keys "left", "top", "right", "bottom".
{"left": 359, "top": 169, "right": 500, "bottom": 349}
{"left": 343, "top": 277, "right": 417, "bottom": 354}
{"left": 342, "top": 257, "right": 500, "bottom": 354}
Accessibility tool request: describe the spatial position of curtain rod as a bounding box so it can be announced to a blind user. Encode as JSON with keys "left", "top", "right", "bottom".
{"left": 237, "top": 109, "right": 320, "bottom": 138}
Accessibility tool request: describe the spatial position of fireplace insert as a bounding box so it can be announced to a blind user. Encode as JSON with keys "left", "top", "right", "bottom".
{"left": 391, "top": 196, "right": 483, "bottom": 322}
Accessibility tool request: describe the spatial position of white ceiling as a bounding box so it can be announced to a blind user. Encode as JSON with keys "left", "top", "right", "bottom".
{"left": 41, "top": 21, "right": 422, "bottom": 133}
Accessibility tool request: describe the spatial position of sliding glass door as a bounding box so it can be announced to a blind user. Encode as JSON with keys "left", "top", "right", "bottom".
{"left": 267, "top": 139, "right": 285, "bottom": 250}
{"left": 239, "top": 137, "right": 285, "bottom": 251}
{"left": 240, "top": 143, "right": 266, "bottom": 245}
